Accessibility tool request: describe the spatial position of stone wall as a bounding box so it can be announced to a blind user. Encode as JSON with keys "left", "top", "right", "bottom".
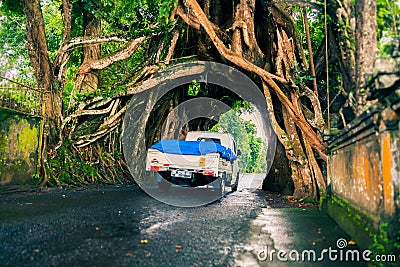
{"left": 0, "top": 109, "right": 42, "bottom": 185}
{"left": 324, "top": 57, "right": 400, "bottom": 249}
{"left": 329, "top": 133, "right": 382, "bottom": 219}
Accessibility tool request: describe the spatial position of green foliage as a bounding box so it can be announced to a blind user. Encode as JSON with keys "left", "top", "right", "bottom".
{"left": 32, "top": 173, "right": 40, "bottom": 181}
{"left": 231, "top": 100, "right": 242, "bottom": 110}
{"left": 244, "top": 120, "right": 268, "bottom": 173}
{"left": 293, "top": 7, "right": 326, "bottom": 55}
{"left": 210, "top": 110, "right": 250, "bottom": 171}
{"left": 47, "top": 141, "right": 98, "bottom": 184}
{"left": 42, "top": 0, "right": 63, "bottom": 61}
{"left": 369, "top": 222, "right": 400, "bottom": 267}
{"left": 157, "top": 0, "right": 177, "bottom": 24}
{"left": 0, "top": 7, "right": 33, "bottom": 82}
{"left": 0, "top": 0, "right": 23, "bottom": 15}
{"left": 86, "top": 0, "right": 175, "bottom": 38}
{"left": 0, "top": 0, "right": 62, "bottom": 83}
{"left": 376, "top": 0, "right": 399, "bottom": 56}
{"left": 187, "top": 80, "right": 202, "bottom": 96}
{"left": 97, "top": 45, "right": 145, "bottom": 96}
{"left": 292, "top": 62, "right": 315, "bottom": 85}
{"left": 47, "top": 138, "right": 130, "bottom": 185}
{"left": 210, "top": 109, "right": 268, "bottom": 173}
{"left": 0, "top": 0, "right": 177, "bottom": 97}
{"left": 62, "top": 65, "right": 79, "bottom": 106}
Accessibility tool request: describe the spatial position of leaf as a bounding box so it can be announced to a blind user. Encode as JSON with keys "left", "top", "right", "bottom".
{"left": 348, "top": 240, "right": 356, "bottom": 246}
{"left": 286, "top": 195, "right": 295, "bottom": 202}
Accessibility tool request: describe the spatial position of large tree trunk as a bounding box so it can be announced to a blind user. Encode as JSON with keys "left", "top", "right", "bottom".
{"left": 21, "top": 0, "right": 62, "bottom": 184}
{"left": 323, "top": 0, "right": 377, "bottom": 117}
{"left": 80, "top": 9, "right": 101, "bottom": 93}
{"left": 53, "top": 0, "right": 72, "bottom": 94}
{"left": 355, "top": 0, "right": 377, "bottom": 114}
{"left": 21, "top": 0, "right": 61, "bottom": 121}
{"left": 331, "top": 0, "right": 357, "bottom": 94}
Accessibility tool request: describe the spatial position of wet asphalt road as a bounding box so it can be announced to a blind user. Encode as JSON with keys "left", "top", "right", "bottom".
{"left": 1, "top": 185, "right": 261, "bottom": 266}
{"left": 0, "top": 182, "right": 364, "bottom": 267}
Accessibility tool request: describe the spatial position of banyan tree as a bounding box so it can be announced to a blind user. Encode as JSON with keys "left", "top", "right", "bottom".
{"left": 15, "top": 0, "right": 377, "bottom": 199}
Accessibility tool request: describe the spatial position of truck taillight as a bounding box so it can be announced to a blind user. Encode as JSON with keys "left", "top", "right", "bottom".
{"left": 203, "top": 170, "right": 215, "bottom": 176}
{"left": 163, "top": 164, "right": 170, "bottom": 167}
{"left": 150, "top": 166, "right": 160, "bottom": 171}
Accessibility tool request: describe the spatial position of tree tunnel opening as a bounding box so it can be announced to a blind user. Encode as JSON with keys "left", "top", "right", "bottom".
{"left": 145, "top": 82, "right": 243, "bottom": 147}
{"left": 122, "top": 61, "right": 280, "bottom": 206}
{"left": 143, "top": 79, "right": 284, "bottom": 191}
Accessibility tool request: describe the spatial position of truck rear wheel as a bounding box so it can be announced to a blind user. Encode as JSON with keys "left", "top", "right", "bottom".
{"left": 216, "top": 173, "right": 226, "bottom": 197}
{"left": 231, "top": 182, "right": 238, "bottom": 192}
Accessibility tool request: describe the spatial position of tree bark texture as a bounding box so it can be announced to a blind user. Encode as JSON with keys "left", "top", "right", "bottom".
{"left": 80, "top": 10, "right": 102, "bottom": 93}
{"left": 355, "top": 0, "right": 377, "bottom": 114}
{"left": 21, "top": 0, "right": 63, "bottom": 184}
{"left": 21, "top": 0, "right": 61, "bottom": 121}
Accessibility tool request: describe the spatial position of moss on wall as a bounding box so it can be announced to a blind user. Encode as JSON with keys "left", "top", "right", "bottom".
{"left": 0, "top": 109, "right": 41, "bottom": 185}
{"left": 320, "top": 195, "right": 375, "bottom": 250}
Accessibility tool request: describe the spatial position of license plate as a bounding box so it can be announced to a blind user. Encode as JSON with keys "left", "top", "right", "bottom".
{"left": 171, "top": 170, "right": 192, "bottom": 178}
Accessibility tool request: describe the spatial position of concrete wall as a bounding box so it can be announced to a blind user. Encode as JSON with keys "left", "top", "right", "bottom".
{"left": 0, "top": 108, "right": 42, "bottom": 185}
{"left": 324, "top": 65, "right": 400, "bottom": 248}
{"left": 326, "top": 107, "right": 399, "bottom": 229}
{"left": 329, "top": 133, "right": 382, "bottom": 221}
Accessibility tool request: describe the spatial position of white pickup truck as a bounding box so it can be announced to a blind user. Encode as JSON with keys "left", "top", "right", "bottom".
{"left": 146, "top": 131, "right": 240, "bottom": 194}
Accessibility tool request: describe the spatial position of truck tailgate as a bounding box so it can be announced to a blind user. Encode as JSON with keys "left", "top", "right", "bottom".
{"left": 146, "top": 148, "right": 220, "bottom": 171}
